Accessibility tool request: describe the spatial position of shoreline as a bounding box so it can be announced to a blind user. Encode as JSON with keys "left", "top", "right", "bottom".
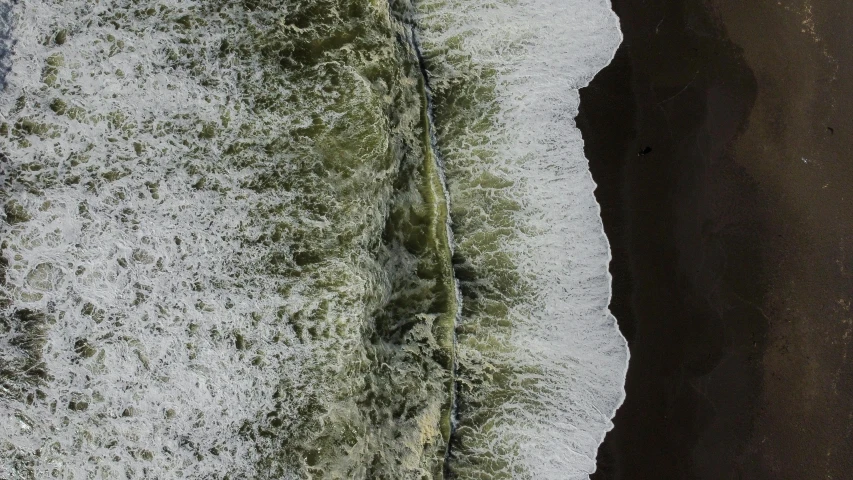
{"left": 579, "top": 0, "right": 853, "bottom": 477}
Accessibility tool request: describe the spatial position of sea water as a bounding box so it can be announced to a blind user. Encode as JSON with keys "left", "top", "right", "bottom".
{"left": 0, "top": 0, "right": 627, "bottom": 478}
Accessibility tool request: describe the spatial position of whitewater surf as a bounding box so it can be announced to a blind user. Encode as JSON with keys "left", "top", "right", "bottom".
{"left": 0, "top": 0, "right": 627, "bottom": 478}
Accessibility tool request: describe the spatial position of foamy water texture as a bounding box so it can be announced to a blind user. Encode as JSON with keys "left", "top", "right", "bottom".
{"left": 0, "top": 0, "right": 626, "bottom": 478}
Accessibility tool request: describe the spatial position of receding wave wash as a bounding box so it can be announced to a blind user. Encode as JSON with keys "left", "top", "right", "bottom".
{"left": 0, "top": 0, "right": 627, "bottom": 478}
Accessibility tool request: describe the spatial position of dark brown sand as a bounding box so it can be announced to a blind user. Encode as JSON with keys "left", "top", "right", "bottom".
{"left": 577, "top": 0, "right": 853, "bottom": 478}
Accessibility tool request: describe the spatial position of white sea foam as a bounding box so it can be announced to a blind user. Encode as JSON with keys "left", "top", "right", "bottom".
{"left": 0, "top": 0, "right": 628, "bottom": 477}
{"left": 0, "top": 1, "right": 312, "bottom": 477}
{"left": 412, "top": 0, "right": 629, "bottom": 477}
{"left": 0, "top": 1, "right": 12, "bottom": 88}
{"left": 1, "top": 0, "right": 462, "bottom": 477}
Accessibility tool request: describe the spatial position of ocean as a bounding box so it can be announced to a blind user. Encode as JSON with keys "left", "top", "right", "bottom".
{"left": 0, "top": 0, "right": 627, "bottom": 478}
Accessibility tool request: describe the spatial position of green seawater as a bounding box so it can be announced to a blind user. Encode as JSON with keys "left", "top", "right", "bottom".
{"left": 208, "top": 1, "right": 460, "bottom": 476}
{"left": 1, "top": 0, "right": 461, "bottom": 477}
{"left": 1, "top": 0, "right": 626, "bottom": 478}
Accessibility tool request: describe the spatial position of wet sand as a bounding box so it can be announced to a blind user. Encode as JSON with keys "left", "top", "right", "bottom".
{"left": 577, "top": 0, "right": 853, "bottom": 478}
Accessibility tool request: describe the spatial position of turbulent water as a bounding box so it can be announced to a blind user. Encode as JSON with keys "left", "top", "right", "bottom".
{"left": 0, "top": 0, "right": 627, "bottom": 478}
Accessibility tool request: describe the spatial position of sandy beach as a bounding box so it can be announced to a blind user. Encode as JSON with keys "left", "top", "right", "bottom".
{"left": 578, "top": 0, "right": 853, "bottom": 477}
